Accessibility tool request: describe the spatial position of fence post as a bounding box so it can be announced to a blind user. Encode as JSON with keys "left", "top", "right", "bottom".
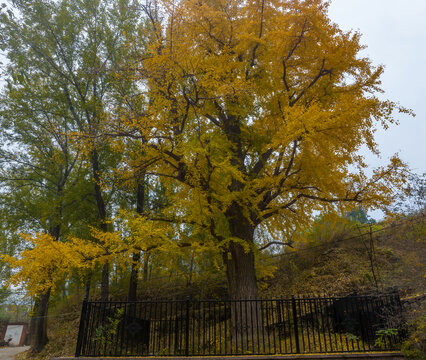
{"left": 185, "top": 296, "right": 190, "bottom": 356}
{"left": 75, "top": 300, "right": 88, "bottom": 357}
{"left": 291, "top": 295, "right": 300, "bottom": 354}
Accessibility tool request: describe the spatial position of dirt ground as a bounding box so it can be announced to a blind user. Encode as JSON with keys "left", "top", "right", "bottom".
{"left": 0, "top": 346, "right": 29, "bottom": 360}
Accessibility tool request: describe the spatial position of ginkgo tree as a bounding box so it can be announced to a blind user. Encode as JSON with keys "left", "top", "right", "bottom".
{"left": 108, "top": 0, "right": 411, "bottom": 301}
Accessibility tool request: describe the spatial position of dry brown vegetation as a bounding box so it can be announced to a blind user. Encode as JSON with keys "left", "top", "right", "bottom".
{"left": 265, "top": 214, "right": 425, "bottom": 297}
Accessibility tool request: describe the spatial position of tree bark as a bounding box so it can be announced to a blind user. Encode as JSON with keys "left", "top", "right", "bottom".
{"left": 31, "top": 289, "right": 51, "bottom": 353}
{"left": 128, "top": 251, "right": 141, "bottom": 301}
{"left": 128, "top": 180, "right": 145, "bottom": 301}
{"left": 90, "top": 149, "right": 109, "bottom": 301}
{"left": 84, "top": 272, "right": 92, "bottom": 300}
{"left": 100, "top": 263, "right": 109, "bottom": 301}
{"left": 30, "top": 222, "right": 61, "bottom": 353}
{"left": 223, "top": 205, "right": 259, "bottom": 300}
{"left": 222, "top": 204, "right": 261, "bottom": 346}
{"left": 223, "top": 241, "right": 258, "bottom": 300}
{"left": 28, "top": 299, "right": 38, "bottom": 348}
{"left": 143, "top": 252, "right": 150, "bottom": 282}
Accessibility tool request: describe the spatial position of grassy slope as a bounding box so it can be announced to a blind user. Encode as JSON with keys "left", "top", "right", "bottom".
{"left": 264, "top": 214, "right": 425, "bottom": 297}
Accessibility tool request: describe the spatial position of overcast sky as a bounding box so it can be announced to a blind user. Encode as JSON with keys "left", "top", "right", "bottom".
{"left": 328, "top": 0, "right": 426, "bottom": 174}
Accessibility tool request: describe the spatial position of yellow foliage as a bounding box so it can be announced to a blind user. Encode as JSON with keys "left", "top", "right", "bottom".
{"left": 114, "top": 0, "right": 410, "bottom": 243}
{"left": 1, "top": 233, "right": 95, "bottom": 296}
{"left": 3, "top": 0, "right": 413, "bottom": 297}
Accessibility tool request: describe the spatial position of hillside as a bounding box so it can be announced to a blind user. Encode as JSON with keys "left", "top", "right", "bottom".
{"left": 264, "top": 214, "right": 425, "bottom": 297}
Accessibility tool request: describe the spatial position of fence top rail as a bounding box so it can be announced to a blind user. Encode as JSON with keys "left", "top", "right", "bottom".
{"left": 84, "top": 293, "right": 400, "bottom": 304}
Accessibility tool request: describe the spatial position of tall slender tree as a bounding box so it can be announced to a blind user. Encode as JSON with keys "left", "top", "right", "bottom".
{"left": 0, "top": 73, "right": 88, "bottom": 351}
{"left": 0, "top": 0, "right": 144, "bottom": 301}
{"left": 0, "top": 0, "right": 143, "bottom": 351}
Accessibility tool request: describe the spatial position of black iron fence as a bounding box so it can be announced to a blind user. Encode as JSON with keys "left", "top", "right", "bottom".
{"left": 75, "top": 293, "right": 403, "bottom": 357}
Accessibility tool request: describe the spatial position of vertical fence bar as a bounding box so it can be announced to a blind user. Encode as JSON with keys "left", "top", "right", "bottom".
{"left": 106, "top": 301, "right": 113, "bottom": 356}
{"left": 285, "top": 300, "right": 293, "bottom": 353}
{"left": 123, "top": 302, "right": 129, "bottom": 355}
{"left": 298, "top": 297, "right": 306, "bottom": 352}
{"left": 379, "top": 296, "right": 389, "bottom": 350}
{"left": 192, "top": 300, "right": 195, "bottom": 355}
{"left": 313, "top": 297, "right": 322, "bottom": 353}
{"left": 349, "top": 296, "right": 361, "bottom": 351}
{"left": 89, "top": 302, "right": 97, "bottom": 356}
{"left": 158, "top": 301, "right": 163, "bottom": 354}
{"left": 240, "top": 299, "right": 244, "bottom": 354}
{"left": 307, "top": 298, "right": 317, "bottom": 351}
{"left": 112, "top": 302, "right": 119, "bottom": 356}
{"left": 319, "top": 295, "right": 328, "bottom": 352}
{"left": 291, "top": 295, "right": 300, "bottom": 353}
{"left": 197, "top": 301, "right": 201, "bottom": 355}
{"left": 264, "top": 299, "right": 271, "bottom": 354}
{"left": 361, "top": 295, "right": 369, "bottom": 351}
{"left": 202, "top": 301, "right": 206, "bottom": 354}
{"left": 75, "top": 299, "right": 88, "bottom": 357}
{"left": 166, "top": 301, "right": 171, "bottom": 355}
{"left": 302, "top": 296, "right": 311, "bottom": 352}
{"left": 185, "top": 297, "right": 190, "bottom": 356}
{"left": 280, "top": 300, "right": 287, "bottom": 353}
{"left": 271, "top": 299, "right": 277, "bottom": 353}
{"left": 261, "top": 300, "right": 267, "bottom": 354}
{"left": 324, "top": 297, "right": 334, "bottom": 352}
{"left": 214, "top": 299, "right": 217, "bottom": 355}
{"left": 249, "top": 299, "right": 254, "bottom": 354}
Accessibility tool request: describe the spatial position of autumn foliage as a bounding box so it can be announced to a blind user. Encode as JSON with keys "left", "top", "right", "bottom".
{"left": 1, "top": 0, "right": 411, "bottom": 302}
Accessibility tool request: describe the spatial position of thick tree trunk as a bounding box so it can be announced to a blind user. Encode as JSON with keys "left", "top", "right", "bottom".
{"left": 223, "top": 206, "right": 259, "bottom": 300}
{"left": 31, "top": 289, "right": 51, "bottom": 353}
{"left": 223, "top": 241, "right": 258, "bottom": 300}
{"left": 143, "top": 252, "right": 150, "bottom": 282}
{"left": 28, "top": 299, "right": 38, "bottom": 348}
{"left": 100, "top": 263, "right": 109, "bottom": 301}
{"left": 84, "top": 272, "right": 92, "bottom": 300}
{"left": 222, "top": 206, "right": 261, "bottom": 348}
{"left": 128, "top": 252, "right": 141, "bottom": 301}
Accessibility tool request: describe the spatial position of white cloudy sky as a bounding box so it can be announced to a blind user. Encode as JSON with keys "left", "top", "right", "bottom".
{"left": 0, "top": 0, "right": 424, "bottom": 171}
{"left": 328, "top": 0, "right": 426, "bottom": 173}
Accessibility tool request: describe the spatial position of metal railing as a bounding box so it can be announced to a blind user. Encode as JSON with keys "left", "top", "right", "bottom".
{"left": 75, "top": 293, "right": 403, "bottom": 357}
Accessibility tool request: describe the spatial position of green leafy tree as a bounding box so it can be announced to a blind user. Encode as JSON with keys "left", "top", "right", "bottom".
{"left": 0, "top": 0, "right": 143, "bottom": 351}
{"left": 0, "top": 0, "right": 144, "bottom": 302}
{"left": 346, "top": 207, "right": 376, "bottom": 224}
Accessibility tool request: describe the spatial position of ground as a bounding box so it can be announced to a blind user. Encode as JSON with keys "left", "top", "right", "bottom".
{"left": 0, "top": 346, "right": 30, "bottom": 360}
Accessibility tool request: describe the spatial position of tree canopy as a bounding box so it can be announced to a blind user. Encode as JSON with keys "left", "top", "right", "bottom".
{"left": 1, "top": 0, "right": 412, "bottom": 304}
{"left": 105, "top": 0, "right": 410, "bottom": 299}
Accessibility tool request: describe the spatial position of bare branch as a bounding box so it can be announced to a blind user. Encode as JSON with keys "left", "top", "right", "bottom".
{"left": 259, "top": 241, "right": 293, "bottom": 251}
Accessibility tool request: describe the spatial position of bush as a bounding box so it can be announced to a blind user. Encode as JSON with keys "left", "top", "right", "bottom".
{"left": 401, "top": 298, "right": 426, "bottom": 360}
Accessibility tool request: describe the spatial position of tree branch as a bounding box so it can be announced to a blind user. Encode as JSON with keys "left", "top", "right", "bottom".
{"left": 259, "top": 241, "right": 293, "bottom": 251}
